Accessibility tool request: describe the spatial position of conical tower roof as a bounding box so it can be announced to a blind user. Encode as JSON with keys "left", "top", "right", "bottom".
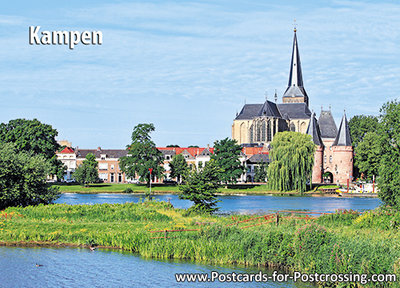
{"left": 333, "top": 113, "right": 352, "bottom": 146}
{"left": 306, "top": 112, "right": 323, "bottom": 146}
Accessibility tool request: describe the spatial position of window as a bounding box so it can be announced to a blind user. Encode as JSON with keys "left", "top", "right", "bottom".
{"left": 261, "top": 121, "right": 266, "bottom": 141}
{"left": 166, "top": 155, "right": 170, "bottom": 160}
{"left": 100, "top": 154, "right": 106, "bottom": 160}
{"left": 110, "top": 164, "right": 114, "bottom": 170}
{"left": 99, "top": 173, "right": 108, "bottom": 180}
{"left": 290, "top": 123, "right": 296, "bottom": 132}
{"left": 329, "top": 156, "right": 332, "bottom": 163}
{"left": 118, "top": 173, "right": 122, "bottom": 183}
{"left": 256, "top": 121, "right": 262, "bottom": 142}
{"left": 324, "top": 155, "right": 327, "bottom": 164}
{"left": 110, "top": 173, "right": 115, "bottom": 183}
{"left": 267, "top": 121, "right": 272, "bottom": 142}
{"left": 99, "top": 163, "right": 108, "bottom": 170}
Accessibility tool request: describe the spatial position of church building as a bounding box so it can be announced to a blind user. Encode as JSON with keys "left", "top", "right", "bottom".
{"left": 232, "top": 28, "right": 353, "bottom": 185}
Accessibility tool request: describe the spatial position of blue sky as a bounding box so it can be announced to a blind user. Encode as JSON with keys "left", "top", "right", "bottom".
{"left": 1, "top": 0, "right": 399, "bottom": 148}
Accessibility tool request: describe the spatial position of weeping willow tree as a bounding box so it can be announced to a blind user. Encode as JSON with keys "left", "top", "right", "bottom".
{"left": 267, "top": 132, "right": 315, "bottom": 193}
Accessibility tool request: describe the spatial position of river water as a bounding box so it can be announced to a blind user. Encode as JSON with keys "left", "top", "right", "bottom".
{"left": 0, "top": 246, "right": 312, "bottom": 288}
{"left": 55, "top": 193, "right": 381, "bottom": 214}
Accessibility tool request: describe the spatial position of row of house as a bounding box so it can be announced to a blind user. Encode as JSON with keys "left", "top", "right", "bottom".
{"left": 57, "top": 145, "right": 270, "bottom": 183}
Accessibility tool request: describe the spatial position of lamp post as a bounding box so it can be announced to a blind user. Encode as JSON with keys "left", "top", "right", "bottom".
{"left": 149, "top": 168, "right": 153, "bottom": 195}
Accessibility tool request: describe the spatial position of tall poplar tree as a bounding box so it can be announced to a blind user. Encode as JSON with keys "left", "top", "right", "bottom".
{"left": 267, "top": 132, "right": 315, "bottom": 193}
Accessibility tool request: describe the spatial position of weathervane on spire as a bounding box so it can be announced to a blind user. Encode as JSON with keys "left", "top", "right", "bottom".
{"left": 264, "top": 90, "right": 268, "bottom": 101}
{"left": 293, "top": 18, "right": 297, "bottom": 32}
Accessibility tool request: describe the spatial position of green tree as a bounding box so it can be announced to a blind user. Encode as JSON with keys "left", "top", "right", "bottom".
{"left": 0, "top": 143, "right": 60, "bottom": 209}
{"left": 254, "top": 161, "right": 269, "bottom": 182}
{"left": 0, "top": 118, "right": 64, "bottom": 179}
{"left": 179, "top": 160, "right": 221, "bottom": 214}
{"left": 166, "top": 145, "right": 180, "bottom": 147}
{"left": 267, "top": 132, "right": 315, "bottom": 193}
{"left": 169, "top": 154, "right": 188, "bottom": 183}
{"left": 354, "top": 131, "right": 381, "bottom": 180}
{"left": 377, "top": 100, "right": 400, "bottom": 207}
{"left": 211, "top": 138, "right": 244, "bottom": 184}
{"left": 348, "top": 115, "right": 379, "bottom": 147}
{"left": 348, "top": 115, "right": 380, "bottom": 178}
{"left": 74, "top": 153, "right": 99, "bottom": 186}
{"left": 119, "top": 123, "right": 164, "bottom": 185}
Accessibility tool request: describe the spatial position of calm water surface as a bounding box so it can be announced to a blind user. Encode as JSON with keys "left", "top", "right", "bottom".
{"left": 56, "top": 193, "right": 381, "bottom": 214}
{"left": 0, "top": 246, "right": 313, "bottom": 288}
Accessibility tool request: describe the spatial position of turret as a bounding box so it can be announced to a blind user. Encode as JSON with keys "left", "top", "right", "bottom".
{"left": 306, "top": 112, "right": 324, "bottom": 183}
{"left": 332, "top": 112, "right": 353, "bottom": 185}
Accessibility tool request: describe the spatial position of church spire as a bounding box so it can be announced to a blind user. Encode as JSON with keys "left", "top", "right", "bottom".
{"left": 283, "top": 27, "right": 309, "bottom": 106}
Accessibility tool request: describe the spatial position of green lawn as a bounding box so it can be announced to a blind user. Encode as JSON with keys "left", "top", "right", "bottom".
{"left": 53, "top": 183, "right": 297, "bottom": 195}
{"left": 1, "top": 202, "right": 399, "bottom": 287}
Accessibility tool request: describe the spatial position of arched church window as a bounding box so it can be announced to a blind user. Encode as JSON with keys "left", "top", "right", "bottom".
{"left": 324, "top": 155, "right": 327, "bottom": 164}
{"left": 249, "top": 125, "right": 254, "bottom": 143}
{"left": 290, "top": 123, "right": 296, "bottom": 132}
{"left": 256, "top": 121, "right": 262, "bottom": 142}
{"left": 267, "top": 120, "right": 272, "bottom": 142}
{"left": 261, "top": 121, "right": 266, "bottom": 141}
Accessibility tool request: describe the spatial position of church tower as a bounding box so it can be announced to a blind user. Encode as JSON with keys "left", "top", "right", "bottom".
{"left": 282, "top": 28, "right": 309, "bottom": 107}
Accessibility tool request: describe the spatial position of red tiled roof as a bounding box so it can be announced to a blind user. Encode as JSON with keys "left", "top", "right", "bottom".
{"left": 157, "top": 147, "right": 214, "bottom": 157}
{"left": 59, "top": 147, "right": 75, "bottom": 154}
{"left": 241, "top": 147, "right": 268, "bottom": 156}
{"left": 158, "top": 146, "right": 267, "bottom": 157}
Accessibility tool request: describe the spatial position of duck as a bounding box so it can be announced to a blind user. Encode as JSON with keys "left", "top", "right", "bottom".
{"left": 89, "top": 246, "right": 97, "bottom": 251}
{"left": 35, "top": 263, "right": 43, "bottom": 267}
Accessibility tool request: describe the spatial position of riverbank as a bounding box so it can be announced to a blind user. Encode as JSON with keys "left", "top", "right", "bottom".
{"left": 52, "top": 183, "right": 378, "bottom": 197}
{"left": 53, "top": 183, "right": 301, "bottom": 195}
{"left": 1, "top": 201, "right": 398, "bottom": 287}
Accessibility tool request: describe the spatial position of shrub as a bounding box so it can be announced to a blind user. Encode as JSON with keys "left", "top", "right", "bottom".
{"left": 123, "top": 188, "right": 133, "bottom": 193}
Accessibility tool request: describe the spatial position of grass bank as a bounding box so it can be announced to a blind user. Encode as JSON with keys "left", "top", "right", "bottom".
{"left": 1, "top": 202, "right": 399, "bottom": 287}
{"left": 53, "top": 183, "right": 301, "bottom": 195}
